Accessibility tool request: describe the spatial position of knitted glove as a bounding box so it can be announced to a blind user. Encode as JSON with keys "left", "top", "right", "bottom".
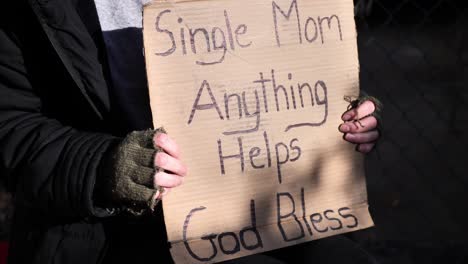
{"left": 100, "top": 128, "right": 166, "bottom": 215}
{"left": 344, "top": 91, "right": 383, "bottom": 131}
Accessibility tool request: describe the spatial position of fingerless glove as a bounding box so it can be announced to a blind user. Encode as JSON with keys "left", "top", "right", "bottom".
{"left": 98, "top": 128, "right": 166, "bottom": 215}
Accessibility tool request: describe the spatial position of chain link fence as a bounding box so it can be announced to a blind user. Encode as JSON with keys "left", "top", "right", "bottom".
{"left": 353, "top": 0, "right": 468, "bottom": 262}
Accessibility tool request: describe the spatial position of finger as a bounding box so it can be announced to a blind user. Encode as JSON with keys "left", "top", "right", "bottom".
{"left": 155, "top": 152, "right": 187, "bottom": 176}
{"left": 344, "top": 130, "right": 379, "bottom": 144}
{"left": 154, "top": 133, "right": 181, "bottom": 159}
{"left": 339, "top": 115, "right": 378, "bottom": 133}
{"left": 342, "top": 100, "right": 376, "bottom": 121}
{"left": 155, "top": 172, "right": 184, "bottom": 188}
{"left": 357, "top": 143, "right": 375, "bottom": 154}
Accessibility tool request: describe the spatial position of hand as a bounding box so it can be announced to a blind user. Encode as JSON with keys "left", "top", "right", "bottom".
{"left": 153, "top": 133, "right": 187, "bottom": 198}
{"left": 339, "top": 100, "right": 380, "bottom": 153}
{"left": 104, "top": 129, "right": 187, "bottom": 214}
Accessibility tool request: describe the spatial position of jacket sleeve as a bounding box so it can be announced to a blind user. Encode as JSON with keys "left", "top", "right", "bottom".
{"left": 0, "top": 17, "right": 120, "bottom": 219}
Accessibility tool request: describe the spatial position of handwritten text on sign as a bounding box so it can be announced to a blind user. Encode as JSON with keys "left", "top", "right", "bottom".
{"left": 143, "top": 0, "right": 373, "bottom": 263}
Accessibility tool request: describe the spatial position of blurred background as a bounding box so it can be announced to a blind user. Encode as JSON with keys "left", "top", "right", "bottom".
{"left": 351, "top": 0, "right": 468, "bottom": 263}
{"left": 0, "top": 0, "right": 467, "bottom": 263}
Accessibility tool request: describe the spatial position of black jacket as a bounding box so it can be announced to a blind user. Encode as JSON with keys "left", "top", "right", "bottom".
{"left": 0, "top": 1, "right": 171, "bottom": 263}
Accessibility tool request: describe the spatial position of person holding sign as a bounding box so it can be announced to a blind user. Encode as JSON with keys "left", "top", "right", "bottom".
{"left": 0, "top": 0, "right": 381, "bottom": 263}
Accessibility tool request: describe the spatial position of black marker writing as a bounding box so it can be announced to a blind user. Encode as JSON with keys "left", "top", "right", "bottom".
{"left": 188, "top": 72, "right": 329, "bottom": 136}
{"left": 154, "top": 9, "right": 251, "bottom": 65}
{"left": 183, "top": 206, "right": 218, "bottom": 262}
{"left": 272, "top": 0, "right": 344, "bottom": 47}
{"left": 182, "top": 201, "right": 262, "bottom": 261}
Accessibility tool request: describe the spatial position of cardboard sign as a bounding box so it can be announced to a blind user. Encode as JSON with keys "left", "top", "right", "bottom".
{"left": 143, "top": 0, "right": 373, "bottom": 262}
